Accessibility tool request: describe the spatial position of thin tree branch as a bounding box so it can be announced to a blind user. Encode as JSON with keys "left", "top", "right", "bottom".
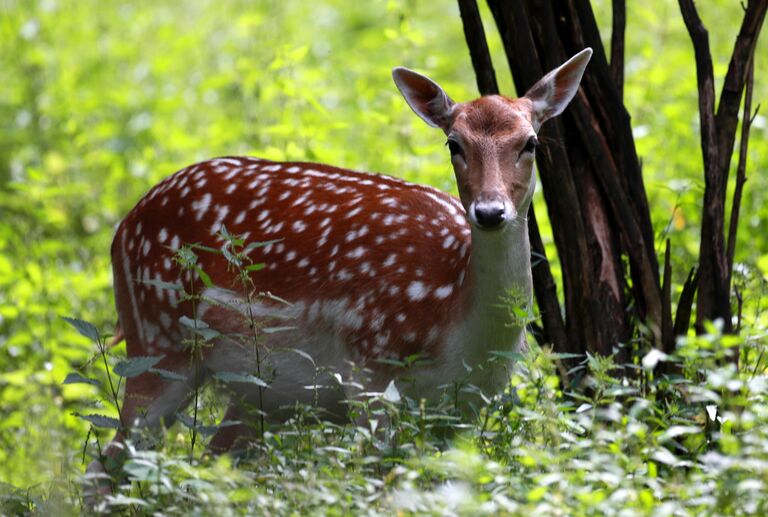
{"left": 727, "top": 56, "right": 757, "bottom": 274}
{"left": 715, "top": 0, "right": 768, "bottom": 178}
{"left": 528, "top": 205, "right": 571, "bottom": 355}
{"left": 457, "top": 0, "right": 499, "bottom": 96}
{"left": 610, "top": 0, "right": 626, "bottom": 100}
{"left": 678, "top": 0, "right": 719, "bottom": 182}
{"left": 678, "top": 0, "right": 733, "bottom": 332}
{"left": 674, "top": 267, "right": 700, "bottom": 337}
{"left": 662, "top": 239, "right": 674, "bottom": 354}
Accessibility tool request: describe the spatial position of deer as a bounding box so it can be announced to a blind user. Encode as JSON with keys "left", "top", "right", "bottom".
{"left": 86, "top": 49, "right": 592, "bottom": 487}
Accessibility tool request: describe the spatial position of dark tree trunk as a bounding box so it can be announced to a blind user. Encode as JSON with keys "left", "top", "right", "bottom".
{"left": 679, "top": 0, "right": 768, "bottom": 338}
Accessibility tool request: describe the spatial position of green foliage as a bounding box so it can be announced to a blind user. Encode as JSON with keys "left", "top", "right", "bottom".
{"left": 33, "top": 321, "right": 768, "bottom": 515}
{"left": 1, "top": 0, "right": 767, "bottom": 513}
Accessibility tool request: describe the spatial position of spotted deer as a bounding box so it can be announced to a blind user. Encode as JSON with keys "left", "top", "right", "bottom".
{"left": 88, "top": 49, "right": 592, "bottom": 479}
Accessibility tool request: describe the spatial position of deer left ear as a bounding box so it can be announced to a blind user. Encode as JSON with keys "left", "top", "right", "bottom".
{"left": 524, "top": 48, "right": 593, "bottom": 130}
{"left": 393, "top": 67, "right": 455, "bottom": 132}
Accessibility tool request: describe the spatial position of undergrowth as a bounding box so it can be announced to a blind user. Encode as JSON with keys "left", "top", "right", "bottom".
{"left": 1, "top": 316, "right": 762, "bottom": 516}
{"left": 4, "top": 232, "right": 768, "bottom": 515}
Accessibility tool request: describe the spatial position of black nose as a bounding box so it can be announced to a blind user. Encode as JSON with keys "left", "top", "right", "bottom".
{"left": 474, "top": 202, "right": 506, "bottom": 229}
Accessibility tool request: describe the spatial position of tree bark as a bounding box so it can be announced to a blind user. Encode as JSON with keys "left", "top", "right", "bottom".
{"left": 679, "top": 0, "right": 767, "bottom": 335}
{"left": 457, "top": 0, "right": 499, "bottom": 96}
{"left": 610, "top": 0, "right": 626, "bottom": 100}
{"left": 727, "top": 58, "right": 757, "bottom": 276}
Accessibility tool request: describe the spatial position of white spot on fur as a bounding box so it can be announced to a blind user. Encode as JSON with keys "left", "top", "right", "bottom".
{"left": 381, "top": 197, "right": 398, "bottom": 208}
{"left": 347, "top": 246, "right": 366, "bottom": 259}
{"left": 434, "top": 284, "right": 453, "bottom": 299}
{"left": 346, "top": 206, "right": 363, "bottom": 219}
{"left": 407, "top": 281, "right": 427, "bottom": 301}
{"left": 292, "top": 192, "right": 310, "bottom": 206}
{"left": 192, "top": 193, "right": 212, "bottom": 221}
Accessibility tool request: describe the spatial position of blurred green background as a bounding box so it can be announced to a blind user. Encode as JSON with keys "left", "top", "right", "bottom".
{"left": 0, "top": 0, "right": 766, "bottom": 489}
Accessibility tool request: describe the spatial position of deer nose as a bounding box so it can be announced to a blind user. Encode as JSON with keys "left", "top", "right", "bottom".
{"left": 473, "top": 201, "right": 507, "bottom": 229}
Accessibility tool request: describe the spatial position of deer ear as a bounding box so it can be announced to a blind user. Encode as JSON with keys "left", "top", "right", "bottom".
{"left": 524, "top": 48, "right": 593, "bottom": 129}
{"left": 393, "top": 67, "right": 455, "bottom": 131}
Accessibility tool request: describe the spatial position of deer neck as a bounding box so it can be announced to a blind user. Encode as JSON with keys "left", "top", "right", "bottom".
{"left": 459, "top": 213, "right": 533, "bottom": 359}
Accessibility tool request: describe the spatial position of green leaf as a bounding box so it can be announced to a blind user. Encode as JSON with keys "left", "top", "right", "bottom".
{"left": 179, "top": 315, "right": 204, "bottom": 328}
{"left": 222, "top": 246, "right": 241, "bottom": 267}
{"left": 195, "top": 266, "right": 214, "bottom": 288}
{"left": 62, "top": 372, "right": 100, "bottom": 386}
{"left": 551, "top": 353, "right": 586, "bottom": 361}
{"left": 62, "top": 316, "right": 100, "bottom": 342}
{"left": 122, "top": 461, "right": 159, "bottom": 483}
{"left": 141, "top": 279, "right": 184, "bottom": 291}
{"left": 213, "top": 371, "right": 269, "bottom": 387}
{"left": 190, "top": 243, "right": 222, "bottom": 254}
{"left": 75, "top": 413, "right": 120, "bottom": 429}
{"left": 659, "top": 425, "right": 701, "bottom": 442}
{"left": 651, "top": 448, "right": 681, "bottom": 466}
{"left": 290, "top": 348, "right": 316, "bottom": 366}
{"left": 244, "top": 239, "right": 283, "bottom": 252}
{"left": 245, "top": 262, "right": 265, "bottom": 271}
{"left": 179, "top": 316, "right": 221, "bottom": 340}
{"left": 383, "top": 380, "right": 401, "bottom": 403}
{"left": 176, "top": 414, "right": 242, "bottom": 437}
{"left": 489, "top": 350, "right": 525, "bottom": 362}
{"left": 149, "top": 368, "right": 187, "bottom": 382}
{"left": 114, "top": 356, "right": 164, "bottom": 378}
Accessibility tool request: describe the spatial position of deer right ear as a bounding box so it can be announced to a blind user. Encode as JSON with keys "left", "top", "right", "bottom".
{"left": 393, "top": 67, "right": 455, "bottom": 132}
{"left": 524, "top": 48, "right": 593, "bottom": 130}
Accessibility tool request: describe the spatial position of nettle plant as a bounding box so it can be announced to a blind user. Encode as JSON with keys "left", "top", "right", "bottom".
{"left": 64, "top": 307, "right": 768, "bottom": 514}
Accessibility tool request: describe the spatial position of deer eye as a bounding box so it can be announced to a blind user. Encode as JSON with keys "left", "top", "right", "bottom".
{"left": 446, "top": 139, "right": 464, "bottom": 157}
{"left": 522, "top": 135, "right": 538, "bottom": 155}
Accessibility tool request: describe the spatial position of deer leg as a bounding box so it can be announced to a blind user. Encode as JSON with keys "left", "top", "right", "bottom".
{"left": 85, "top": 362, "right": 196, "bottom": 499}
{"left": 207, "top": 403, "right": 256, "bottom": 454}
